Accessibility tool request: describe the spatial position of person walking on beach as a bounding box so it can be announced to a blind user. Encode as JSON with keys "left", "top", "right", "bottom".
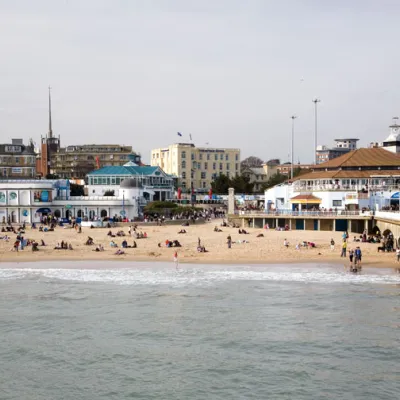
{"left": 330, "top": 238, "right": 335, "bottom": 251}
{"left": 396, "top": 247, "right": 400, "bottom": 263}
{"left": 354, "top": 247, "right": 362, "bottom": 266}
{"left": 349, "top": 249, "right": 354, "bottom": 265}
{"left": 173, "top": 251, "right": 178, "bottom": 269}
{"left": 340, "top": 240, "right": 347, "bottom": 257}
{"left": 227, "top": 235, "right": 232, "bottom": 249}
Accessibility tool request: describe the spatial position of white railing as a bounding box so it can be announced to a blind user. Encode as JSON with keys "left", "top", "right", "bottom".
{"left": 293, "top": 184, "right": 399, "bottom": 193}
{"left": 235, "top": 210, "right": 372, "bottom": 217}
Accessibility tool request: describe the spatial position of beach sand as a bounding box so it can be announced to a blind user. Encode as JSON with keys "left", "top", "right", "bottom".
{"left": 0, "top": 221, "right": 398, "bottom": 268}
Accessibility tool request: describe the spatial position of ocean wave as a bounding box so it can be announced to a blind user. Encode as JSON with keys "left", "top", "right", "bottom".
{"left": 0, "top": 265, "right": 399, "bottom": 286}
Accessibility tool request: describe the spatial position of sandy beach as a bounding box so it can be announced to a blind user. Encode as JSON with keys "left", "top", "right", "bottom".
{"left": 0, "top": 220, "right": 398, "bottom": 268}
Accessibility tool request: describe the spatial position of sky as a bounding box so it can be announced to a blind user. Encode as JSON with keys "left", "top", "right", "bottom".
{"left": 1, "top": 0, "right": 400, "bottom": 164}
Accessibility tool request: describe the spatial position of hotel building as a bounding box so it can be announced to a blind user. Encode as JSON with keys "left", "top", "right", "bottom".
{"left": 0, "top": 139, "right": 36, "bottom": 179}
{"left": 151, "top": 143, "right": 240, "bottom": 192}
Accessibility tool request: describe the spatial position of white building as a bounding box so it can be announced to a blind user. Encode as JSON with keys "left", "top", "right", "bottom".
{"left": 0, "top": 178, "right": 148, "bottom": 224}
{"left": 265, "top": 147, "right": 400, "bottom": 213}
{"left": 86, "top": 162, "right": 174, "bottom": 201}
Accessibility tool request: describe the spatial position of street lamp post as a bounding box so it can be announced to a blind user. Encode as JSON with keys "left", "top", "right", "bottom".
{"left": 122, "top": 190, "right": 125, "bottom": 218}
{"left": 291, "top": 115, "right": 297, "bottom": 180}
{"left": 313, "top": 98, "right": 321, "bottom": 165}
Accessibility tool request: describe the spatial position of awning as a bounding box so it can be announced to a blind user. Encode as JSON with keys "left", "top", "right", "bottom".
{"left": 290, "top": 194, "right": 321, "bottom": 204}
{"left": 36, "top": 208, "right": 52, "bottom": 213}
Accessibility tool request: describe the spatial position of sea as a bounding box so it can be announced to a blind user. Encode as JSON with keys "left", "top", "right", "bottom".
{"left": 0, "top": 262, "right": 399, "bottom": 400}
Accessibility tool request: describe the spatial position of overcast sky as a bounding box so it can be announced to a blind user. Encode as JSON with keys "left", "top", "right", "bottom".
{"left": 1, "top": 0, "right": 400, "bottom": 163}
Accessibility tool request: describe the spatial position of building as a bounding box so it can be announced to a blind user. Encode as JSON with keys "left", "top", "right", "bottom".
{"left": 276, "top": 162, "right": 313, "bottom": 176}
{"left": 316, "top": 138, "right": 359, "bottom": 164}
{"left": 51, "top": 145, "right": 141, "bottom": 179}
{"left": 86, "top": 162, "right": 174, "bottom": 201}
{"left": 380, "top": 121, "right": 400, "bottom": 154}
{"left": 36, "top": 88, "right": 141, "bottom": 179}
{"left": 0, "top": 177, "right": 147, "bottom": 224}
{"left": 241, "top": 161, "right": 280, "bottom": 193}
{"left": 37, "top": 88, "right": 61, "bottom": 177}
{"left": 150, "top": 143, "right": 240, "bottom": 192}
{"left": 0, "top": 139, "right": 36, "bottom": 179}
{"left": 264, "top": 147, "right": 400, "bottom": 216}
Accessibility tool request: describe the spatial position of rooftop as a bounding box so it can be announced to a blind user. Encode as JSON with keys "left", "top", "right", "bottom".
{"left": 314, "top": 147, "right": 400, "bottom": 169}
{"left": 87, "top": 165, "right": 171, "bottom": 177}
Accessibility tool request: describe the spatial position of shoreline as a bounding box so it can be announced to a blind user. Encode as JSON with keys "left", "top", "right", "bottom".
{"left": 0, "top": 256, "right": 398, "bottom": 270}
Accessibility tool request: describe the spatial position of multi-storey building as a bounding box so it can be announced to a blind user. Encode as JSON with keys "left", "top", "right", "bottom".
{"left": 316, "top": 138, "right": 359, "bottom": 164}
{"left": 150, "top": 143, "right": 240, "bottom": 192}
{"left": 51, "top": 145, "right": 141, "bottom": 179}
{"left": 0, "top": 139, "right": 36, "bottom": 180}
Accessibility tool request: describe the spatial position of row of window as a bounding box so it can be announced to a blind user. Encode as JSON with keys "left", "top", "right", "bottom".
{"left": 180, "top": 172, "right": 236, "bottom": 188}
{"left": 55, "top": 155, "right": 129, "bottom": 161}
{"left": 153, "top": 152, "right": 240, "bottom": 162}
{"left": 0, "top": 156, "right": 36, "bottom": 165}
{"left": 181, "top": 161, "right": 239, "bottom": 171}
{"left": 88, "top": 176, "right": 172, "bottom": 186}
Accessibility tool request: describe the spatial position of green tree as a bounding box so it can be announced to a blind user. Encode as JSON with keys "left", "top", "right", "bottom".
{"left": 211, "top": 174, "right": 231, "bottom": 194}
{"left": 230, "top": 174, "right": 254, "bottom": 193}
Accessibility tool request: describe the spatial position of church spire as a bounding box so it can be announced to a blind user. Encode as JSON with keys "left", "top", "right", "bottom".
{"left": 48, "top": 86, "right": 53, "bottom": 138}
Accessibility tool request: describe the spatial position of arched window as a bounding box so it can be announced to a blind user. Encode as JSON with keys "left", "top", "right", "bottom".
{"left": 54, "top": 210, "right": 61, "bottom": 218}
{"left": 100, "top": 209, "right": 107, "bottom": 218}
{"left": 77, "top": 209, "right": 83, "bottom": 218}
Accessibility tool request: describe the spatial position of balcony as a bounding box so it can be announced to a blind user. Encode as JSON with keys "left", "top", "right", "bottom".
{"left": 294, "top": 184, "right": 400, "bottom": 193}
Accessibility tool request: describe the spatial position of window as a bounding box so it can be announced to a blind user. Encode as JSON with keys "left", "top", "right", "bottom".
{"left": 227, "top": 172, "right": 230, "bottom": 178}
{"left": 197, "top": 162, "right": 201, "bottom": 169}
{"left": 235, "top": 154, "right": 239, "bottom": 161}
{"left": 227, "top": 163, "right": 230, "bottom": 170}
{"left": 191, "top": 171, "right": 194, "bottom": 179}
{"left": 199, "top": 154, "right": 203, "bottom": 160}
{"left": 181, "top": 151, "right": 186, "bottom": 159}
{"left": 207, "top": 154, "right": 210, "bottom": 160}
{"left": 191, "top": 153, "right": 195, "bottom": 160}
{"left": 182, "top": 161, "right": 186, "bottom": 168}
{"left": 235, "top": 163, "right": 239, "bottom": 170}
{"left": 204, "top": 162, "right": 208, "bottom": 170}
{"left": 332, "top": 200, "right": 342, "bottom": 207}
{"left": 220, "top": 154, "right": 223, "bottom": 160}
{"left": 15, "top": 157, "right": 20, "bottom": 164}
{"left": 202, "top": 181, "right": 206, "bottom": 188}
{"left": 219, "top": 163, "right": 223, "bottom": 170}
{"left": 215, "top": 154, "right": 218, "bottom": 161}
{"left": 225, "top": 154, "right": 229, "bottom": 161}
{"left": 213, "top": 163, "right": 216, "bottom": 170}
{"left": 182, "top": 181, "right": 186, "bottom": 188}
{"left": 201, "top": 172, "right": 206, "bottom": 179}
{"left": 182, "top": 172, "right": 186, "bottom": 179}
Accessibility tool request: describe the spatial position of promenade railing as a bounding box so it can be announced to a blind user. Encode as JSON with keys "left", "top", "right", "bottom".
{"left": 234, "top": 210, "right": 372, "bottom": 217}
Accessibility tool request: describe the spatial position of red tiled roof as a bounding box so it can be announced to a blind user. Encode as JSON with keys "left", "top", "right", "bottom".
{"left": 290, "top": 194, "right": 321, "bottom": 201}
{"left": 315, "top": 147, "right": 400, "bottom": 169}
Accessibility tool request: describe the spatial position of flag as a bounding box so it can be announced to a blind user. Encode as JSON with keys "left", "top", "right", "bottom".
{"left": 177, "top": 132, "right": 182, "bottom": 137}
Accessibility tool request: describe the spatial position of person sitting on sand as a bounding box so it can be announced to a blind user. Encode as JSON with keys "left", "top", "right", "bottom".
{"left": 85, "top": 236, "right": 94, "bottom": 246}
{"left": 32, "top": 241, "right": 39, "bottom": 252}
{"left": 39, "top": 225, "right": 43, "bottom": 232}
{"left": 256, "top": 233, "right": 264, "bottom": 238}
{"left": 110, "top": 240, "right": 118, "bottom": 248}
{"left": 178, "top": 229, "right": 187, "bottom": 234}
{"left": 284, "top": 239, "right": 289, "bottom": 248}
{"left": 143, "top": 232, "right": 147, "bottom": 238}
{"left": 41, "top": 239, "right": 46, "bottom": 246}
{"left": 115, "top": 249, "right": 125, "bottom": 255}
{"left": 308, "top": 242, "right": 316, "bottom": 248}
{"left": 132, "top": 241, "right": 137, "bottom": 248}
{"left": 68, "top": 244, "right": 73, "bottom": 250}
{"left": 54, "top": 242, "right": 61, "bottom": 250}
{"left": 122, "top": 240, "right": 128, "bottom": 248}
{"left": 197, "top": 245, "right": 208, "bottom": 253}
{"left": 295, "top": 243, "right": 301, "bottom": 250}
